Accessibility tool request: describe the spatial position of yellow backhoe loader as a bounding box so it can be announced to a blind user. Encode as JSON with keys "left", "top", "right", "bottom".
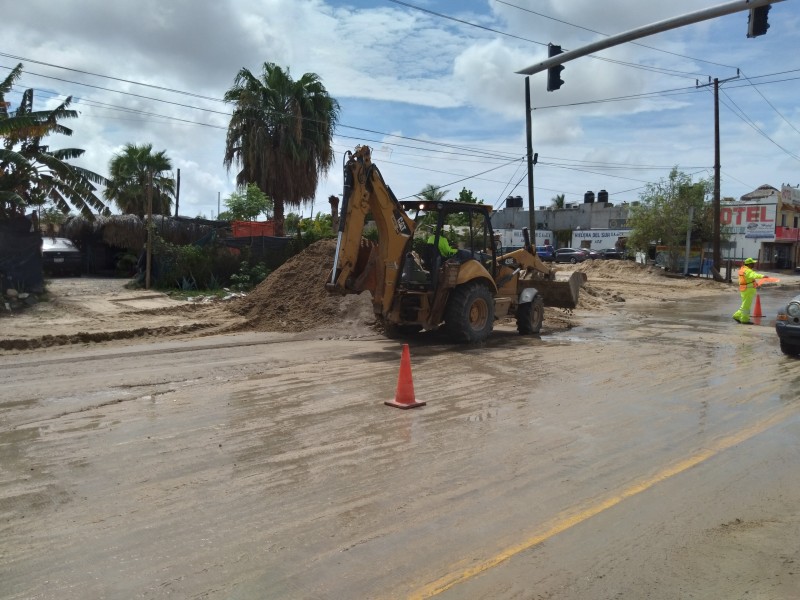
{"left": 326, "top": 145, "right": 586, "bottom": 343}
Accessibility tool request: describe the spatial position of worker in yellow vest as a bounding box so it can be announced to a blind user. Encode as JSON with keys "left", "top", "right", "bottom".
{"left": 732, "top": 258, "right": 765, "bottom": 324}
{"left": 426, "top": 228, "right": 472, "bottom": 262}
{"left": 427, "top": 231, "right": 457, "bottom": 258}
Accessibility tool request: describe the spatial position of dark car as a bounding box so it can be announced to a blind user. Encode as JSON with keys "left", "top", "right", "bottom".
{"left": 600, "top": 248, "right": 624, "bottom": 260}
{"left": 554, "top": 248, "right": 588, "bottom": 264}
{"left": 775, "top": 293, "right": 800, "bottom": 355}
{"left": 536, "top": 245, "right": 555, "bottom": 261}
{"left": 581, "top": 247, "right": 601, "bottom": 260}
{"left": 41, "top": 237, "right": 82, "bottom": 276}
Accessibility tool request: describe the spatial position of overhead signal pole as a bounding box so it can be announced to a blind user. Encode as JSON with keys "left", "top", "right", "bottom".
{"left": 516, "top": 0, "right": 782, "bottom": 265}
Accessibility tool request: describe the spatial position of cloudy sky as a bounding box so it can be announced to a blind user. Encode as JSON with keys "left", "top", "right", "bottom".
{"left": 3, "top": 0, "right": 799, "bottom": 219}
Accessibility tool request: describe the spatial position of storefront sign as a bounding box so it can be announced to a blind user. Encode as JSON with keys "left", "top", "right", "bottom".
{"left": 781, "top": 185, "right": 800, "bottom": 206}
{"left": 571, "top": 229, "right": 631, "bottom": 249}
{"left": 720, "top": 202, "right": 776, "bottom": 240}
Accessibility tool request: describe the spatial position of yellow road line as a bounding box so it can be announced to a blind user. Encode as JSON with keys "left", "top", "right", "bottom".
{"left": 410, "top": 406, "right": 796, "bottom": 599}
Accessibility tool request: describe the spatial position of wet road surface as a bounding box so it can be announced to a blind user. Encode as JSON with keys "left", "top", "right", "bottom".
{"left": 2, "top": 290, "right": 800, "bottom": 599}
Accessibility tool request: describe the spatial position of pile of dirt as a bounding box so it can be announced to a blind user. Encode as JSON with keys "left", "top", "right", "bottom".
{"left": 562, "top": 258, "right": 731, "bottom": 309}
{"left": 228, "top": 239, "right": 376, "bottom": 333}
{"left": 572, "top": 258, "right": 665, "bottom": 280}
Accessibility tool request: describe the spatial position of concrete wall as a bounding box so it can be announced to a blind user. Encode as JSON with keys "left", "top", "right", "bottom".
{"left": 491, "top": 202, "right": 631, "bottom": 239}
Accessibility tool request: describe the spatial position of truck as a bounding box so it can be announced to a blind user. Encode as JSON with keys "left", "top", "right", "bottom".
{"left": 325, "top": 145, "right": 585, "bottom": 343}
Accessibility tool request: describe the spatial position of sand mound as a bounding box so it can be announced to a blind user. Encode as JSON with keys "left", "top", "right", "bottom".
{"left": 572, "top": 258, "right": 664, "bottom": 279}
{"left": 228, "top": 239, "right": 376, "bottom": 333}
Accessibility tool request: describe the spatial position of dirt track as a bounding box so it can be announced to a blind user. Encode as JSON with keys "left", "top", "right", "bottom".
{"left": 2, "top": 258, "right": 800, "bottom": 599}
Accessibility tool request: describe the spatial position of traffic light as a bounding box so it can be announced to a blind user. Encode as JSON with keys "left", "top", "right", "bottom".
{"left": 747, "top": 5, "right": 770, "bottom": 38}
{"left": 547, "top": 43, "right": 564, "bottom": 92}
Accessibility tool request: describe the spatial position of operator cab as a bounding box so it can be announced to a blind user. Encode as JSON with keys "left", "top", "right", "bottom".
{"left": 398, "top": 200, "right": 497, "bottom": 281}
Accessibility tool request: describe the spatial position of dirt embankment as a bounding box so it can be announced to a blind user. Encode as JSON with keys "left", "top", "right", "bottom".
{"left": 1, "top": 240, "right": 732, "bottom": 352}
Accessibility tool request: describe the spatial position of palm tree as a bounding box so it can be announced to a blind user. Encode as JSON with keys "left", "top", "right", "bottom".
{"left": 105, "top": 144, "right": 175, "bottom": 218}
{"left": 550, "top": 193, "right": 566, "bottom": 209}
{"left": 415, "top": 183, "right": 449, "bottom": 203}
{"left": 1, "top": 63, "right": 109, "bottom": 220}
{"left": 223, "top": 62, "right": 339, "bottom": 236}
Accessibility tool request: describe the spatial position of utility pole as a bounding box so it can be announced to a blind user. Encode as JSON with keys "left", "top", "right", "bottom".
{"left": 697, "top": 72, "right": 739, "bottom": 278}
{"left": 525, "top": 77, "right": 535, "bottom": 233}
{"left": 714, "top": 78, "right": 721, "bottom": 272}
{"left": 175, "top": 168, "right": 181, "bottom": 217}
{"left": 145, "top": 171, "right": 153, "bottom": 290}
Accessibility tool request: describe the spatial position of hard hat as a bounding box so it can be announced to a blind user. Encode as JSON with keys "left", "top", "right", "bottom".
{"left": 744, "top": 257, "right": 756, "bottom": 265}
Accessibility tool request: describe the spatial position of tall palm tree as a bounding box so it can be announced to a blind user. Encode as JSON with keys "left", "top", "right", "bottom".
{"left": 1, "top": 63, "right": 109, "bottom": 220}
{"left": 223, "top": 62, "right": 339, "bottom": 236}
{"left": 415, "top": 184, "right": 449, "bottom": 203}
{"left": 105, "top": 143, "right": 175, "bottom": 218}
{"left": 550, "top": 193, "right": 566, "bottom": 209}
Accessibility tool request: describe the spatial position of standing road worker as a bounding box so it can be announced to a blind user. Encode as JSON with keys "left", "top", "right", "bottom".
{"left": 732, "top": 257, "right": 765, "bottom": 324}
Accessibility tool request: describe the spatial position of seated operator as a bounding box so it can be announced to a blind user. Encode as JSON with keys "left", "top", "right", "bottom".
{"left": 426, "top": 228, "right": 473, "bottom": 262}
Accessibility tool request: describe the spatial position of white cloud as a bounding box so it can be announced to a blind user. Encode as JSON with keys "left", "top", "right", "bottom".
{"left": 2, "top": 0, "right": 798, "bottom": 215}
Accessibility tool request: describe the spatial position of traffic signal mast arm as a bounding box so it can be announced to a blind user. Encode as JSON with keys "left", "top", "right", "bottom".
{"left": 516, "top": 0, "right": 783, "bottom": 78}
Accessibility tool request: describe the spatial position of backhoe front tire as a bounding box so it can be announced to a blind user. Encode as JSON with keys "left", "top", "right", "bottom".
{"left": 516, "top": 295, "right": 544, "bottom": 335}
{"left": 444, "top": 282, "right": 494, "bottom": 343}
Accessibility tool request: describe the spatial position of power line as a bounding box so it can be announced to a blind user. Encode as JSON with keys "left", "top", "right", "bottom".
{"left": 739, "top": 69, "right": 800, "bottom": 138}
{"left": 716, "top": 88, "right": 800, "bottom": 163}
{"left": 495, "top": 0, "right": 739, "bottom": 71}
{"left": 0, "top": 51, "right": 224, "bottom": 103}
{"left": 384, "top": 0, "right": 709, "bottom": 80}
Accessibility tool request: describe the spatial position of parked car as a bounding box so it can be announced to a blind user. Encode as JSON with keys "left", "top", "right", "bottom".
{"left": 41, "top": 237, "right": 83, "bottom": 276}
{"left": 554, "top": 248, "right": 588, "bottom": 264}
{"left": 536, "top": 245, "right": 555, "bottom": 261}
{"left": 581, "top": 247, "right": 601, "bottom": 260}
{"left": 775, "top": 293, "right": 800, "bottom": 356}
{"left": 600, "top": 248, "right": 625, "bottom": 260}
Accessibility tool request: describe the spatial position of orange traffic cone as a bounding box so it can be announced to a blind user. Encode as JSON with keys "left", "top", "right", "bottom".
{"left": 385, "top": 344, "right": 426, "bottom": 409}
{"left": 753, "top": 294, "right": 763, "bottom": 318}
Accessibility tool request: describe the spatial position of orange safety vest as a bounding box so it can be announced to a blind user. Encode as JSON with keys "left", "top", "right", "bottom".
{"left": 738, "top": 265, "right": 757, "bottom": 291}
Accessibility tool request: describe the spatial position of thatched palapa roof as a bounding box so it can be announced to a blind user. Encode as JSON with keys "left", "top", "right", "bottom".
{"left": 61, "top": 214, "right": 224, "bottom": 251}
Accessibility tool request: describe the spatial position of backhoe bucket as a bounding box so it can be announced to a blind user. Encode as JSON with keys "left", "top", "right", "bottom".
{"left": 535, "top": 271, "right": 586, "bottom": 309}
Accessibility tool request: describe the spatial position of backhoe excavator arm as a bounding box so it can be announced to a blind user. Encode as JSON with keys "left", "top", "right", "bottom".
{"left": 326, "top": 145, "right": 416, "bottom": 316}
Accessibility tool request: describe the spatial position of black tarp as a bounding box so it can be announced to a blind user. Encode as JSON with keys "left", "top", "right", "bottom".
{"left": 0, "top": 219, "right": 44, "bottom": 294}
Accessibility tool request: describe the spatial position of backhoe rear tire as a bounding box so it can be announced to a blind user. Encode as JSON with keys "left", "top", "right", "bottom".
{"left": 444, "top": 282, "right": 494, "bottom": 343}
{"left": 516, "top": 295, "right": 544, "bottom": 335}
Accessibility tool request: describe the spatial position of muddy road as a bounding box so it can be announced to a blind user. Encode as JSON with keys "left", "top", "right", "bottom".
{"left": 2, "top": 283, "right": 800, "bottom": 599}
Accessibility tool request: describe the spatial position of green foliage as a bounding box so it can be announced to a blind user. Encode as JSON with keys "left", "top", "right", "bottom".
{"left": 298, "top": 213, "right": 334, "bottom": 246}
{"left": 284, "top": 212, "right": 302, "bottom": 234}
{"left": 105, "top": 143, "right": 174, "bottom": 218}
{"left": 149, "top": 238, "right": 240, "bottom": 290}
{"left": 115, "top": 251, "right": 138, "bottom": 276}
{"left": 448, "top": 188, "right": 484, "bottom": 226}
{"left": 626, "top": 168, "right": 711, "bottom": 271}
{"left": 38, "top": 203, "right": 68, "bottom": 234}
{"left": 551, "top": 193, "right": 566, "bottom": 208}
{"left": 229, "top": 260, "right": 270, "bottom": 291}
{"left": 456, "top": 187, "right": 481, "bottom": 204}
{"left": 415, "top": 183, "right": 448, "bottom": 203}
{"left": 363, "top": 226, "right": 379, "bottom": 242}
{"left": 1, "top": 63, "right": 110, "bottom": 220}
{"left": 223, "top": 183, "right": 273, "bottom": 221}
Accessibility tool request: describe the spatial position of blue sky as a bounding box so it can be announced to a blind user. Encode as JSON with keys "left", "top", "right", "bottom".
{"left": 2, "top": 0, "right": 798, "bottom": 219}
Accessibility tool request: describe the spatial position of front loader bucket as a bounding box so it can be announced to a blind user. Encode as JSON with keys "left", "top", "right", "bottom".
{"left": 536, "top": 271, "right": 586, "bottom": 309}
